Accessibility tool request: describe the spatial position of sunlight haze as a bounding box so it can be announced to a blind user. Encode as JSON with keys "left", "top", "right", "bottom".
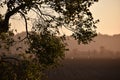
{"left": 90, "top": 0, "right": 120, "bottom": 35}
{"left": 8, "top": 0, "right": 120, "bottom": 35}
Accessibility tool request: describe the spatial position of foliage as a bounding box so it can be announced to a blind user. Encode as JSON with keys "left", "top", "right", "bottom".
{"left": 0, "top": 0, "right": 99, "bottom": 44}
{"left": 0, "top": 54, "right": 43, "bottom": 80}
{"left": 0, "top": 31, "right": 15, "bottom": 51}
{"left": 27, "top": 31, "right": 66, "bottom": 68}
{"left": 0, "top": 0, "right": 99, "bottom": 80}
{"left": 0, "top": 30, "right": 67, "bottom": 80}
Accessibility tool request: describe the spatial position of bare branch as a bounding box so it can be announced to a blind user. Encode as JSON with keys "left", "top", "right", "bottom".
{"left": 1, "top": 56, "right": 20, "bottom": 62}
{"left": 18, "top": 11, "right": 29, "bottom": 36}
{"left": 17, "top": 11, "right": 32, "bottom": 45}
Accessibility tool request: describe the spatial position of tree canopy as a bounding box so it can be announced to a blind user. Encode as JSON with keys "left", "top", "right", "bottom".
{"left": 0, "top": 0, "right": 99, "bottom": 79}
{"left": 0, "top": 30, "right": 67, "bottom": 80}
{"left": 0, "top": 0, "right": 99, "bottom": 44}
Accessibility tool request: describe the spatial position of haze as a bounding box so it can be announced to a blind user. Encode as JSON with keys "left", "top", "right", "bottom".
{"left": 90, "top": 0, "right": 120, "bottom": 35}
{"left": 1, "top": 0, "right": 120, "bottom": 35}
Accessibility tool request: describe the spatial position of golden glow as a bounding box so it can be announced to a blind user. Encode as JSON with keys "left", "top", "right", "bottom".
{"left": 90, "top": 0, "right": 120, "bottom": 35}
{"left": 9, "top": 0, "right": 120, "bottom": 35}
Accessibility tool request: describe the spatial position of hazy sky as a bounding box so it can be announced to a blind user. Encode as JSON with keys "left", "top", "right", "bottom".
{"left": 90, "top": 0, "right": 120, "bottom": 35}
{"left": 8, "top": 0, "right": 120, "bottom": 35}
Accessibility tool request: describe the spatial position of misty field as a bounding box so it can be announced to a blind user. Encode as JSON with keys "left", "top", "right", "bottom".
{"left": 47, "top": 58, "right": 120, "bottom": 80}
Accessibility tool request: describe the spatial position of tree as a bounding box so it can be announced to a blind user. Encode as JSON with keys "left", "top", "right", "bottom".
{"left": 27, "top": 31, "right": 66, "bottom": 67}
{"left": 0, "top": 0, "right": 99, "bottom": 44}
{"left": 0, "top": 0, "right": 99, "bottom": 79}
{"left": 0, "top": 54, "right": 43, "bottom": 80}
{"left": 0, "top": 30, "right": 67, "bottom": 80}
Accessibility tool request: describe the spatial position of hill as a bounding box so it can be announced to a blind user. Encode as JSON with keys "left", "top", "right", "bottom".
{"left": 0, "top": 32, "right": 120, "bottom": 58}
{"left": 65, "top": 34, "right": 120, "bottom": 58}
{"left": 66, "top": 34, "right": 120, "bottom": 52}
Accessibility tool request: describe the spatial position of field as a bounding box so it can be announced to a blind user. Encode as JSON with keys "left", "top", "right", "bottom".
{"left": 47, "top": 58, "right": 120, "bottom": 80}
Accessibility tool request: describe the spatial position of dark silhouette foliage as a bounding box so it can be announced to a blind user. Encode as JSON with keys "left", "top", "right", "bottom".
{"left": 0, "top": 0, "right": 99, "bottom": 44}
{"left": 0, "top": 0, "right": 99, "bottom": 79}
{"left": 27, "top": 31, "right": 66, "bottom": 67}
{"left": 0, "top": 55, "right": 43, "bottom": 80}
{"left": 0, "top": 31, "right": 67, "bottom": 80}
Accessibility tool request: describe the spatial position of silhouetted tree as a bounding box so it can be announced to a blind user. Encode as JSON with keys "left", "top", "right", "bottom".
{"left": 0, "top": 54, "right": 43, "bottom": 80}
{"left": 0, "top": 0, "right": 99, "bottom": 79}
{"left": 99, "top": 46, "right": 105, "bottom": 54}
{"left": 0, "top": 0, "right": 99, "bottom": 44}
{"left": 0, "top": 30, "right": 67, "bottom": 80}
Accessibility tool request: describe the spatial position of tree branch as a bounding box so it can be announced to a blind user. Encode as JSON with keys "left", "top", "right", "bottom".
{"left": 0, "top": 3, "right": 27, "bottom": 33}
{"left": 17, "top": 11, "right": 31, "bottom": 44}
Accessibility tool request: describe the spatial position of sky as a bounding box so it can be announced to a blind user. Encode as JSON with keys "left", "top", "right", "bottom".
{"left": 90, "top": 0, "right": 120, "bottom": 35}
{"left": 1, "top": 0, "right": 120, "bottom": 35}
